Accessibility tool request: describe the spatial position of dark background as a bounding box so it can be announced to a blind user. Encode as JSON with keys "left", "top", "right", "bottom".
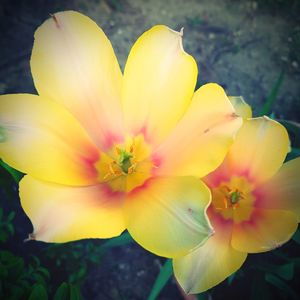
{"left": 0, "top": 0, "right": 300, "bottom": 299}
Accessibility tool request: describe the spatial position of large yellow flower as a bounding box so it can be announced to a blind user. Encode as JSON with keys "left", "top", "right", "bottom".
{"left": 0, "top": 11, "right": 242, "bottom": 258}
{"left": 173, "top": 103, "right": 300, "bottom": 291}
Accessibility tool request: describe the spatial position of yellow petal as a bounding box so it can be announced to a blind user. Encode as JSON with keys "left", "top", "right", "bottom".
{"left": 0, "top": 94, "right": 99, "bottom": 185}
{"left": 122, "top": 25, "right": 197, "bottom": 145}
{"left": 173, "top": 209, "right": 247, "bottom": 293}
{"left": 231, "top": 208, "right": 298, "bottom": 253}
{"left": 225, "top": 117, "right": 290, "bottom": 184}
{"left": 124, "top": 176, "right": 213, "bottom": 258}
{"left": 228, "top": 96, "right": 252, "bottom": 119}
{"left": 31, "top": 11, "right": 123, "bottom": 150}
{"left": 19, "top": 176, "right": 125, "bottom": 242}
{"left": 154, "top": 84, "right": 242, "bottom": 178}
{"left": 254, "top": 157, "right": 300, "bottom": 221}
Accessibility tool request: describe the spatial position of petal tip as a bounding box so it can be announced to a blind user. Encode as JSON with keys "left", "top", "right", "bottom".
{"left": 24, "top": 232, "right": 36, "bottom": 243}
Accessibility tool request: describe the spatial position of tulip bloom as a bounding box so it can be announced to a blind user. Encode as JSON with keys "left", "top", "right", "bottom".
{"left": 0, "top": 11, "right": 242, "bottom": 258}
{"left": 173, "top": 104, "right": 300, "bottom": 292}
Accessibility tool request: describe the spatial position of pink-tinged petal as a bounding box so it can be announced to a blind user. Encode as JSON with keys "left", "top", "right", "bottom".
{"left": 223, "top": 117, "right": 290, "bottom": 184}
{"left": 31, "top": 11, "right": 123, "bottom": 149}
{"left": 122, "top": 25, "right": 197, "bottom": 145}
{"left": 254, "top": 157, "right": 300, "bottom": 221}
{"left": 231, "top": 208, "right": 298, "bottom": 253}
{"left": 153, "top": 84, "right": 242, "bottom": 178}
{"left": 20, "top": 176, "right": 125, "bottom": 242}
{"left": 0, "top": 94, "right": 99, "bottom": 185}
{"left": 124, "top": 176, "right": 213, "bottom": 258}
{"left": 173, "top": 208, "right": 247, "bottom": 294}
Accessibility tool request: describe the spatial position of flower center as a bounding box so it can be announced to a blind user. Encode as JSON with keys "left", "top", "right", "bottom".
{"left": 211, "top": 177, "right": 255, "bottom": 223}
{"left": 95, "top": 135, "right": 154, "bottom": 192}
{"left": 227, "top": 189, "right": 244, "bottom": 206}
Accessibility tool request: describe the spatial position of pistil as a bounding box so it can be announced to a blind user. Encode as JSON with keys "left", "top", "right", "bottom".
{"left": 116, "top": 147, "right": 134, "bottom": 174}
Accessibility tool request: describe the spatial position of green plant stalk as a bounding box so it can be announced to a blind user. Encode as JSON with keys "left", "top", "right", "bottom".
{"left": 148, "top": 259, "right": 173, "bottom": 300}
{"left": 260, "top": 71, "right": 285, "bottom": 116}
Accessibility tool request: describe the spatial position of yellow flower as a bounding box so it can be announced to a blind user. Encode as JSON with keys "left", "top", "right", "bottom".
{"left": 173, "top": 101, "right": 300, "bottom": 292}
{"left": 0, "top": 11, "right": 242, "bottom": 258}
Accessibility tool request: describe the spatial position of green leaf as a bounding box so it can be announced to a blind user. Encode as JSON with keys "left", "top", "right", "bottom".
{"left": 265, "top": 273, "right": 298, "bottom": 299}
{"left": 31, "top": 255, "right": 41, "bottom": 267}
{"left": 147, "top": 259, "right": 173, "bottom": 300}
{"left": 259, "top": 71, "right": 284, "bottom": 116}
{"left": 99, "top": 231, "right": 133, "bottom": 251}
{"left": 251, "top": 274, "right": 271, "bottom": 300}
{"left": 68, "top": 266, "right": 86, "bottom": 284}
{"left": 275, "top": 263, "right": 294, "bottom": 281}
{"left": 0, "top": 231, "right": 8, "bottom": 243}
{"left": 53, "top": 282, "right": 69, "bottom": 300}
{"left": 291, "top": 147, "right": 300, "bottom": 155}
{"left": 7, "top": 256, "right": 25, "bottom": 280}
{"left": 7, "top": 223, "right": 14, "bottom": 236}
{"left": 292, "top": 228, "right": 300, "bottom": 245}
{"left": 70, "top": 284, "right": 82, "bottom": 300}
{"left": 33, "top": 272, "right": 47, "bottom": 286}
{"left": 7, "top": 211, "right": 15, "bottom": 222}
{"left": 278, "top": 119, "right": 300, "bottom": 147}
{"left": 197, "top": 293, "right": 208, "bottom": 300}
{"left": 28, "top": 284, "right": 48, "bottom": 300}
{"left": 227, "top": 272, "right": 236, "bottom": 285}
{"left": 0, "top": 159, "right": 23, "bottom": 183}
{"left": 37, "top": 267, "right": 50, "bottom": 280}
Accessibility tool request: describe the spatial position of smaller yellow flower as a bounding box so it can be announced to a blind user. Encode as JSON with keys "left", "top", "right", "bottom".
{"left": 173, "top": 99, "right": 300, "bottom": 293}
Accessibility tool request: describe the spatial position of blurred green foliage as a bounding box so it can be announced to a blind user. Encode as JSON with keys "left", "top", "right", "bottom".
{"left": 0, "top": 203, "right": 85, "bottom": 299}
{"left": 0, "top": 207, "right": 15, "bottom": 242}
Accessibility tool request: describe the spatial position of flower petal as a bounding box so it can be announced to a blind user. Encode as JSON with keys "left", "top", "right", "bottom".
{"left": 31, "top": 11, "right": 123, "bottom": 149}
{"left": 0, "top": 94, "right": 99, "bottom": 185}
{"left": 254, "top": 157, "right": 300, "bottom": 221}
{"left": 122, "top": 25, "right": 197, "bottom": 145}
{"left": 231, "top": 208, "right": 298, "bottom": 253}
{"left": 224, "top": 117, "right": 290, "bottom": 184}
{"left": 154, "top": 84, "right": 242, "bottom": 178}
{"left": 19, "top": 176, "right": 125, "bottom": 242}
{"left": 228, "top": 96, "right": 252, "bottom": 119}
{"left": 173, "top": 209, "right": 247, "bottom": 294}
{"left": 124, "top": 176, "right": 213, "bottom": 258}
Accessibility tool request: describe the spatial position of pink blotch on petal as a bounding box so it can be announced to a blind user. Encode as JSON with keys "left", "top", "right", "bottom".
{"left": 204, "top": 167, "right": 256, "bottom": 189}
{"left": 151, "top": 153, "right": 163, "bottom": 169}
{"left": 233, "top": 207, "right": 262, "bottom": 228}
{"left": 127, "top": 177, "right": 153, "bottom": 197}
{"left": 94, "top": 184, "right": 125, "bottom": 208}
{"left": 204, "top": 170, "right": 230, "bottom": 188}
{"left": 102, "top": 132, "right": 124, "bottom": 151}
{"left": 251, "top": 187, "right": 270, "bottom": 209}
{"left": 207, "top": 205, "right": 233, "bottom": 228}
{"left": 136, "top": 125, "right": 153, "bottom": 145}
{"left": 78, "top": 147, "right": 100, "bottom": 181}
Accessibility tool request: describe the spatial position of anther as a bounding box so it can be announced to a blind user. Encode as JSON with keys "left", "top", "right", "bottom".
{"left": 130, "top": 145, "right": 134, "bottom": 153}
{"left": 115, "top": 147, "right": 121, "bottom": 155}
